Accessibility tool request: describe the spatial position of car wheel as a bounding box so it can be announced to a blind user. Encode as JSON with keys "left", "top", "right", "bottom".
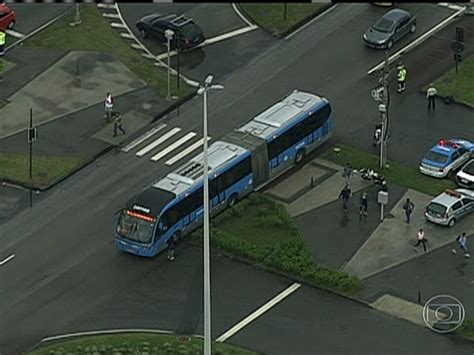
{"left": 387, "top": 40, "right": 393, "bottom": 49}
{"left": 140, "top": 28, "right": 148, "bottom": 39}
{"left": 447, "top": 170, "right": 454, "bottom": 179}
{"left": 410, "top": 23, "right": 416, "bottom": 33}
{"left": 7, "top": 20, "right": 15, "bottom": 29}
{"left": 295, "top": 149, "right": 305, "bottom": 164}
{"left": 448, "top": 218, "right": 456, "bottom": 228}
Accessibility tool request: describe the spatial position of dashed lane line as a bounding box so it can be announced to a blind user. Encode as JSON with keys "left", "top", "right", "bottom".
{"left": 121, "top": 124, "right": 167, "bottom": 153}
{"left": 165, "top": 137, "right": 211, "bottom": 166}
{"left": 216, "top": 283, "right": 301, "bottom": 343}
{"left": 135, "top": 127, "right": 181, "bottom": 157}
{"left": 0, "top": 254, "right": 15, "bottom": 266}
{"left": 150, "top": 132, "right": 197, "bottom": 162}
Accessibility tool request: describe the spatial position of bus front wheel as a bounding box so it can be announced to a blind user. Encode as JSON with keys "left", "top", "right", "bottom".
{"left": 295, "top": 149, "right": 305, "bottom": 164}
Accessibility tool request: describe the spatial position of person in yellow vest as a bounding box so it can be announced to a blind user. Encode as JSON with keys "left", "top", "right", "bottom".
{"left": 0, "top": 29, "right": 6, "bottom": 57}
{"left": 397, "top": 62, "right": 407, "bottom": 93}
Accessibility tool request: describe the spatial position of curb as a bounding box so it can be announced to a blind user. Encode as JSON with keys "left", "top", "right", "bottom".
{"left": 236, "top": 3, "right": 333, "bottom": 39}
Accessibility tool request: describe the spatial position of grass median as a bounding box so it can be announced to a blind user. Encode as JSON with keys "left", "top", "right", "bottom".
{"left": 28, "top": 333, "right": 257, "bottom": 355}
{"left": 456, "top": 319, "right": 474, "bottom": 342}
{"left": 24, "top": 4, "right": 192, "bottom": 99}
{"left": 321, "top": 144, "right": 455, "bottom": 196}
{"left": 192, "top": 193, "right": 362, "bottom": 296}
{"left": 0, "top": 153, "right": 85, "bottom": 189}
{"left": 240, "top": 3, "right": 330, "bottom": 37}
{"left": 431, "top": 53, "right": 474, "bottom": 108}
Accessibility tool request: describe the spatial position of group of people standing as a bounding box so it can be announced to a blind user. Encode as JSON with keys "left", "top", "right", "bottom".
{"left": 396, "top": 62, "right": 438, "bottom": 109}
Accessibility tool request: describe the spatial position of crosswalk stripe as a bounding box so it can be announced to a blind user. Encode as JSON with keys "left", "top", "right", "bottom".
{"left": 121, "top": 124, "right": 167, "bottom": 153}
{"left": 165, "top": 137, "right": 211, "bottom": 166}
{"left": 5, "top": 29, "right": 25, "bottom": 39}
{"left": 135, "top": 127, "right": 181, "bottom": 157}
{"left": 150, "top": 132, "right": 197, "bottom": 162}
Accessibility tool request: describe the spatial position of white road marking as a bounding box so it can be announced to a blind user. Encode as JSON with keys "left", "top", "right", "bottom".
{"left": 285, "top": 4, "right": 338, "bottom": 40}
{"left": 135, "top": 127, "right": 181, "bottom": 157}
{"left": 121, "top": 124, "right": 167, "bottom": 152}
{"left": 120, "top": 32, "right": 134, "bottom": 39}
{"left": 5, "top": 29, "right": 25, "bottom": 39}
{"left": 103, "top": 13, "right": 120, "bottom": 19}
{"left": 438, "top": 3, "right": 464, "bottom": 11}
{"left": 165, "top": 137, "right": 211, "bottom": 166}
{"left": 110, "top": 22, "right": 126, "bottom": 29}
{"left": 155, "top": 26, "right": 258, "bottom": 61}
{"left": 0, "top": 254, "right": 15, "bottom": 266}
{"left": 231, "top": 3, "right": 254, "bottom": 27}
{"left": 367, "top": 5, "right": 466, "bottom": 75}
{"left": 150, "top": 132, "right": 197, "bottom": 162}
{"left": 42, "top": 329, "right": 173, "bottom": 343}
{"left": 216, "top": 283, "right": 301, "bottom": 343}
{"left": 97, "top": 3, "right": 116, "bottom": 10}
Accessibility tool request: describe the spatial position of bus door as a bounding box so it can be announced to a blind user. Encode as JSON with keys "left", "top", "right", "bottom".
{"left": 216, "top": 175, "right": 226, "bottom": 204}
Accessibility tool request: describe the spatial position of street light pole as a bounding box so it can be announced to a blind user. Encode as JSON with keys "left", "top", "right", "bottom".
{"left": 165, "top": 29, "right": 174, "bottom": 101}
{"left": 185, "top": 75, "right": 224, "bottom": 355}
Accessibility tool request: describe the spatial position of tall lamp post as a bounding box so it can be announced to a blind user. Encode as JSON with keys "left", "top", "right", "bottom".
{"left": 165, "top": 29, "right": 174, "bottom": 101}
{"left": 185, "top": 74, "right": 224, "bottom": 355}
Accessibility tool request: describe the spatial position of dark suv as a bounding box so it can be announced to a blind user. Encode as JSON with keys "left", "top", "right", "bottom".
{"left": 136, "top": 13, "right": 205, "bottom": 50}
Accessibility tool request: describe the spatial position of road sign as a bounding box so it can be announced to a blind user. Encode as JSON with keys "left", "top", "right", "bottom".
{"left": 453, "top": 53, "right": 462, "bottom": 62}
{"left": 27, "top": 127, "right": 37, "bottom": 143}
{"left": 451, "top": 41, "right": 464, "bottom": 53}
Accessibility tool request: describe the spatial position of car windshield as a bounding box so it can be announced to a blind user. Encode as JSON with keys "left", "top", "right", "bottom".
{"left": 427, "top": 202, "right": 447, "bottom": 216}
{"left": 463, "top": 160, "right": 474, "bottom": 175}
{"left": 117, "top": 210, "right": 155, "bottom": 244}
{"left": 424, "top": 151, "right": 449, "bottom": 164}
{"left": 372, "top": 17, "right": 396, "bottom": 33}
{"left": 181, "top": 23, "right": 201, "bottom": 37}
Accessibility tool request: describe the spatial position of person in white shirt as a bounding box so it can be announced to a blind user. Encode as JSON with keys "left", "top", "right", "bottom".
{"left": 414, "top": 228, "right": 428, "bottom": 253}
{"left": 427, "top": 84, "right": 437, "bottom": 110}
{"left": 104, "top": 92, "right": 114, "bottom": 122}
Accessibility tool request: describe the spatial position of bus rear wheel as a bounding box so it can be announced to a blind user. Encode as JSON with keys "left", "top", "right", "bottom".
{"left": 227, "top": 194, "right": 238, "bottom": 208}
{"left": 295, "top": 149, "right": 305, "bottom": 164}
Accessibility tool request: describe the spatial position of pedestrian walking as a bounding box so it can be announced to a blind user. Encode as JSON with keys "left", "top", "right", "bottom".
{"left": 397, "top": 62, "right": 407, "bottom": 93}
{"left": 112, "top": 111, "right": 126, "bottom": 137}
{"left": 104, "top": 92, "right": 114, "bottom": 122}
{"left": 452, "top": 232, "right": 470, "bottom": 258}
{"left": 167, "top": 235, "right": 177, "bottom": 261}
{"left": 414, "top": 228, "right": 428, "bottom": 253}
{"left": 343, "top": 163, "right": 353, "bottom": 185}
{"left": 403, "top": 198, "right": 415, "bottom": 224}
{"left": 339, "top": 184, "right": 351, "bottom": 213}
{"left": 427, "top": 84, "right": 437, "bottom": 110}
{"left": 359, "top": 192, "right": 368, "bottom": 217}
{"left": 0, "top": 29, "right": 5, "bottom": 57}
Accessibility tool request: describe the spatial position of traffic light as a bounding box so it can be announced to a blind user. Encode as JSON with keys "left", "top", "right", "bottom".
{"left": 453, "top": 53, "right": 462, "bottom": 63}
{"left": 456, "top": 27, "right": 464, "bottom": 43}
{"left": 28, "top": 127, "right": 37, "bottom": 143}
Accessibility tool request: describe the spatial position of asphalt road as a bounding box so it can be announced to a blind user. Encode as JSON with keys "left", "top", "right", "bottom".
{"left": 5, "top": 4, "right": 72, "bottom": 43}
{"left": 1, "top": 3, "right": 473, "bottom": 354}
{"left": 117, "top": 3, "right": 277, "bottom": 81}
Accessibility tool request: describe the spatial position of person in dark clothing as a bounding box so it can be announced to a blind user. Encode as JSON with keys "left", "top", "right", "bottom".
{"left": 167, "top": 235, "right": 177, "bottom": 261}
{"left": 339, "top": 185, "right": 351, "bottom": 213}
{"left": 359, "top": 192, "right": 368, "bottom": 217}
{"left": 113, "top": 112, "right": 126, "bottom": 137}
{"left": 403, "top": 198, "right": 415, "bottom": 224}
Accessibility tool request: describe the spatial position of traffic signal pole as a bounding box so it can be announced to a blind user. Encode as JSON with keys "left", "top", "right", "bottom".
{"left": 29, "top": 108, "right": 33, "bottom": 207}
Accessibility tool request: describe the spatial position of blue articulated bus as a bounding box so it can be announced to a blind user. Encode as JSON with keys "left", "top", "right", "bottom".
{"left": 115, "top": 90, "right": 333, "bottom": 257}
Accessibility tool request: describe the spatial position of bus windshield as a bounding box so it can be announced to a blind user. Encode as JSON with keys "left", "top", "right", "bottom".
{"left": 116, "top": 210, "right": 155, "bottom": 244}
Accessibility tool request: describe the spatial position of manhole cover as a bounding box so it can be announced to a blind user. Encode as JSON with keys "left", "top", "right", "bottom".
{"left": 385, "top": 213, "right": 395, "bottom": 219}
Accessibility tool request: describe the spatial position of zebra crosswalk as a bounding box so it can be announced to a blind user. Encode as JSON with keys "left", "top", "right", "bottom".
{"left": 121, "top": 124, "right": 212, "bottom": 166}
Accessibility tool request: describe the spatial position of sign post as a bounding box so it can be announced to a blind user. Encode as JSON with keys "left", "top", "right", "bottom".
{"left": 451, "top": 27, "right": 464, "bottom": 74}
{"left": 27, "top": 109, "right": 37, "bottom": 208}
{"left": 378, "top": 190, "right": 388, "bottom": 222}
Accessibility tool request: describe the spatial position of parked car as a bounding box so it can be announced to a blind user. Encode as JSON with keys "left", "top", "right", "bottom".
{"left": 456, "top": 159, "right": 474, "bottom": 189}
{"left": 0, "top": 3, "right": 16, "bottom": 30}
{"left": 419, "top": 139, "right": 474, "bottom": 179}
{"left": 363, "top": 8, "right": 416, "bottom": 49}
{"left": 425, "top": 188, "right": 474, "bottom": 227}
{"left": 136, "top": 13, "right": 205, "bottom": 51}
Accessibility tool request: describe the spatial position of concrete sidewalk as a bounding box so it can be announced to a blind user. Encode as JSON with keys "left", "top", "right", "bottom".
{"left": 343, "top": 188, "right": 474, "bottom": 279}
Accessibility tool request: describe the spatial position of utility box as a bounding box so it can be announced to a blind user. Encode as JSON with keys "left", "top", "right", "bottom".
{"left": 378, "top": 190, "right": 388, "bottom": 205}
